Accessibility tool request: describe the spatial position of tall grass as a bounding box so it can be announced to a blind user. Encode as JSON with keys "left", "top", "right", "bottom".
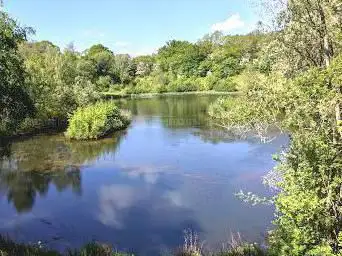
{"left": 0, "top": 233, "right": 267, "bottom": 256}
{"left": 65, "top": 101, "right": 131, "bottom": 140}
{"left": 0, "top": 236, "right": 130, "bottom": 256}
{"left": 175, "top": 232, "right": 267, "bottom": 256}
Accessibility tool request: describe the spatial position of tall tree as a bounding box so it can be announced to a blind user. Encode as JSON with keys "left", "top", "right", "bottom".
{"left": 210, "top": 0, "right": 342, "bottom": 255}
{"left": 0, "top": 11, "right": 35, "bottom": 135}
{"left": 157, "top": 40, "right": 206, "bottom": 77}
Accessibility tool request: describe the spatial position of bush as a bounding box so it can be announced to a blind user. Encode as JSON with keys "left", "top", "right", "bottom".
{"left": 65, "top": 101, "right": 131, "bottom": 140}
{"left": 72, "top": 77, "right": 100, "bottom": 108}
{"left": 195, "top": 75, "right": 220, "bottom": 91}
{"left": 131, "top": 73, "right": 171, "bottom": 94}
{"left": 212, "top": 78, "right": 237, "bottom": 92}
{"left": 169, "top": 77, "right": 198, "bottom": 92}
{"left": 96, "top": 75, "right": 113, "bottom": 91}
{"left": 129, "top": 76, "right": 156, "bottom": 93}
{"left": 108, "top": 84, "right": 125, "bottom": 93}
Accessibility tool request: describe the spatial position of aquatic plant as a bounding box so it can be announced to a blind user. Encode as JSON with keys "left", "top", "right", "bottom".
{"left": 174, "top": 231, "right": 267, "bottom": 256}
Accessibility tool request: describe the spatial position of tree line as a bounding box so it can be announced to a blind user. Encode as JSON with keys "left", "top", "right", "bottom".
{"left": 0, "top": 8, "right": 266, "bottom": 136}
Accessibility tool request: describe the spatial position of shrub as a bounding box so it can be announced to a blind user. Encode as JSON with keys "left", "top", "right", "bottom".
{"left": 212, "top": 78, "right": 237, "bottom": 92}
{"left": 108, "top": 84, "right": 125, "bottom": 93}
{"left": 130, "top": 76, "right": 156, "bottom": 93}
{"left": 132, "top": 73, "right": 171, "bottom": 94}
{"left": 65, "top": 101, "right": 131, "bottom": 140}
{"left": 96, "top": 75, "right": 112, "bottom": 91}
{"left": 169, "top": 77, "right": 198, "bottom": 92}
{"left": 72, "top": 77, "right": 100, "bottom": 108}
{"left": 195, "top": 76, "right": 220, "bottom": 91}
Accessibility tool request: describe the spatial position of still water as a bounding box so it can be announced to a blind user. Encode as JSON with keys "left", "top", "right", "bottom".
{"left": 0, "top": 95, "right": 287, "bottom": 255}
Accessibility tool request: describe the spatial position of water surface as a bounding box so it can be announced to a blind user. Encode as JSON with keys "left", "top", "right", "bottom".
{"left": 0, "top": 95, "right": 287, "bottom": 255}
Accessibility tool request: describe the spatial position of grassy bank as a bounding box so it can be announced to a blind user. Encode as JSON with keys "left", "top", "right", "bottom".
{"left": 0, "top": 235, "right": 267, "bottom": 256}
{"left": 0, "top": 236, "right": 130, "bottom": 256}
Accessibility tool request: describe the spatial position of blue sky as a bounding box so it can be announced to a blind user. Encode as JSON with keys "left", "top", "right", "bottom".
{"left": 3, "top": 0, "right": 259, "bottom": 55}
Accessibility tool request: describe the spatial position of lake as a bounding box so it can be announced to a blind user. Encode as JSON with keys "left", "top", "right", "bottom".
{"left": 0, "top": 95, "right": 287, "bottom": 255}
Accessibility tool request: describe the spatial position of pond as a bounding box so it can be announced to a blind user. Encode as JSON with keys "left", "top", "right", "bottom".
{"left": 0, "top": 95, "right": 287, "bottom": 255}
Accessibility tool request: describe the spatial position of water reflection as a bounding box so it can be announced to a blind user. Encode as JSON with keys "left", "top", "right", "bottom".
{"left": 0, "top": 169, "right": 81, "bottom": 213}
{"left": 1, "top": 131, "right": 125, "bottom": 172}
{"left": 97, "top": 188, "right": 201, "bottom": 255}
{"left": 118, "top": 95, "right": 239, "bottom": 145}
{"left": 118, "top": 95, "right": 279, "bottom": 145}
{"left": 0, "top": 95, "right": 286, "bottom": 255}
{"left": 0, "top": 140, "right": 11, "bottom": 159}
{"left": 117, "top": 95, "right": 218, "bottom": 129}
{"left": 0, "top": 131, "right": 125, "bottom": 213}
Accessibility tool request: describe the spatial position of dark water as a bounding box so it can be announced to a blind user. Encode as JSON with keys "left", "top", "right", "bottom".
{"left": 0, "top": 95, "right": 287, "bottom": 255}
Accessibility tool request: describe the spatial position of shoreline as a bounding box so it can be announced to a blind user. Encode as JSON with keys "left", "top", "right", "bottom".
{"left": 101, "top": 90, "right": 241, "bottom": 99}
{"left": 0, "top": 121, "right": 67, "bottom": 146}
{"left": 0, "top": 92, "right": 238, "bottom": 146}
{"left": 0, "top": 234, "right": 265, "bottom": 256}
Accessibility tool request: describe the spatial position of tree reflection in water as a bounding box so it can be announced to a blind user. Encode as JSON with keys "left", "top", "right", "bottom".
{"left": 0, "top": 131, "right": 125, "bottom": 213}
{"left": 1, "top": 169, "right": 81, "bottom": 213}
{"left": 118, "top": 95, "right": 239, "bottom": 144}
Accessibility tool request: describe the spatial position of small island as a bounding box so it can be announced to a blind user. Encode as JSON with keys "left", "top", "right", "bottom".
{"left": 65, "top": 101, "right": 131, "bottom": 140}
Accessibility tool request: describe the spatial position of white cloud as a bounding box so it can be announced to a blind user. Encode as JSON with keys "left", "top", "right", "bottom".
{"left": 211, "top": 14, "right": 245, "bottom": 33}
{"left": 116, "top": 163, "right": 175, "bottom": 184}
{"left": 98, "top": 185, "right": 140, "bottom": 228}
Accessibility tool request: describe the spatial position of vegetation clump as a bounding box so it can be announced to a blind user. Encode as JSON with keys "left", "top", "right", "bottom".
{"left": 65, "top": 101, "right": 131, "bottom": 140}
{"left": 0, "top": 234, "right": 266, "bottom": 256}
{"left": 210, "top": 0, "right": 342, "bottom": 255}
{"left": 0, "top": 12, "right": 35, "bottom": 136}
{"left": 0, "top": 236, "right": 130, "bottom": 256}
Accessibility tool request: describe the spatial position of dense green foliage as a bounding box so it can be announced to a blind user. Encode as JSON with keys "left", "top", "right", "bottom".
{"left": 65, "top": 101, "right": 131, "bottom": 140}
{"left": 3, "top": 1, "right": 342, "bottom": 254}
{"left": 127, "top": 33, "right": 265, "bottom": 94}
{"left": 19, "top": 41, "right": 100, "bottom": 121}
{"left": 0, "top": 12, "right": 34, "bottom": 136}
{"left": 0, "top": 8, "right": 266, "bottom": 136}
{"left": 210, "top": 0, "right": 342, "bottom": 255}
